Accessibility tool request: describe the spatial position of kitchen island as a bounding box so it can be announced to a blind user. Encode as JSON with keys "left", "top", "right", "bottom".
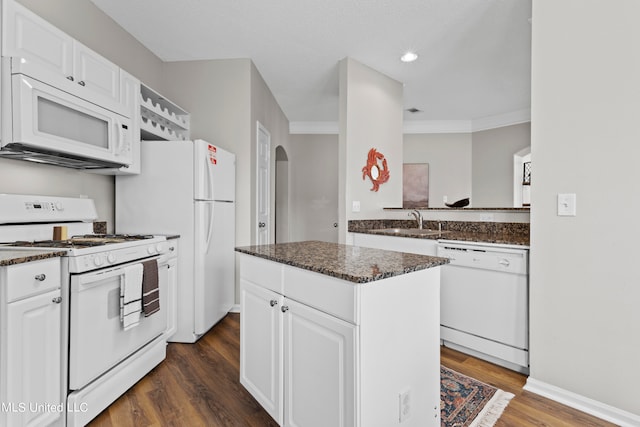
{"left": 235, "top": 240, "right": 448, "bottom": 427}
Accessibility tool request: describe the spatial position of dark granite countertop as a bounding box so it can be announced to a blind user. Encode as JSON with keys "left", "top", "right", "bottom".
{"left": 348, "top": 219, "right": 529, "bottom": 247}
{"left": 0, "top": 249, "right": 66, "bottom": 266}
{"left": 235, "top": 240, "right": 449, "bottom": 284}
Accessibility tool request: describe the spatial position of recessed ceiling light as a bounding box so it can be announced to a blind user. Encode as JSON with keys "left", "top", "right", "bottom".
{"left": 400, "top": 52, "right": 418, "bottom": 63}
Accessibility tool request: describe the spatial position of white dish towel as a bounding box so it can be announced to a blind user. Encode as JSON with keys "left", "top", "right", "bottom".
{"left": 120, "top": 264, "right": 143, "bottom": 331}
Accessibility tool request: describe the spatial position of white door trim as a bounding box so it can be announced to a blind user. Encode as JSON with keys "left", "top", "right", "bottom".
{"left": 256, "top": 121, "right": 271, "bottom": 245}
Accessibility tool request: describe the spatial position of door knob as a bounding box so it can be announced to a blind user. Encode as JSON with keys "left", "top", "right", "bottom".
{"left": 270, "top": 299, "right": 278, "bottom": 307}
{"left": 281, "top": 306, "right": 289, "bottom": 313}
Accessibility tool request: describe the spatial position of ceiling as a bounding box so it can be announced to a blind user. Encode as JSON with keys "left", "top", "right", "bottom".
{"left": 90, "top": 0, "right": 531, "bottom": 126}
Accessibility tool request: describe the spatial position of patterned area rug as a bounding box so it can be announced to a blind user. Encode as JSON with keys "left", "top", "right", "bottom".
{"left": 441, "top": 366, "right": 514, "bottom": 427}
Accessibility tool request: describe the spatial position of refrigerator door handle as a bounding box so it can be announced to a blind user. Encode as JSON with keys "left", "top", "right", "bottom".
{"left": 205, "top": 202, "right": 215, "bottom": 254}
{"left": 205, "top": 154, "right": 215, "bottom": 201}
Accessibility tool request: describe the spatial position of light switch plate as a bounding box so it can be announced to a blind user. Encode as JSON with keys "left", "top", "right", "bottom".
{"left": 557, "top": 193, "right": 577, "bottom": 216}
{"left": 352, "top": 201, "right": 361, "bottom": 212}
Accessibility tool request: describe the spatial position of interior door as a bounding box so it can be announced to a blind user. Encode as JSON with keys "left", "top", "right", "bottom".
{"left": 257, "top": 122, "right": 270, "bottom": 245}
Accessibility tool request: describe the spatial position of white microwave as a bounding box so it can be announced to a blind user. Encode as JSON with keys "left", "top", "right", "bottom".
{"left": 0, "top": 73, "right": 133, "bottom": 169}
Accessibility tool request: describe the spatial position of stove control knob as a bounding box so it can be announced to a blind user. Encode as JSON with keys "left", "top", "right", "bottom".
{"left": 93, "top": 256, "right": 104, "bottom": 267}
{"left": 147, "top": 246, "right": 156, "bottom": 254}
{"left": 55, "top": 202, "right": 64, "bottom": 211}
{"left": 156, "top": 243, "right": 165, "bottom": 253}
{"left": 107, "top": 253, "right": 117, "bottom": 263}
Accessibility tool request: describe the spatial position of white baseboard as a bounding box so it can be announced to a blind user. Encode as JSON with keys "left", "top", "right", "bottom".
{"left": 524, "top": 377, "right": 640, "bottom": 427}
{"left": 229, "top": 304, "right": 241, "bottom": 313}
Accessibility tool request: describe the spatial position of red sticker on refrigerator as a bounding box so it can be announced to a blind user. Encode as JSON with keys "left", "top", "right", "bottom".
{"left": 208, "top": 144, "right": 217, "bottom": 165}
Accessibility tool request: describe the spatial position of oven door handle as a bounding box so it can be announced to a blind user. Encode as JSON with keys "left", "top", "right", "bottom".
{"left": 71, "top": 256, "right": 161, "bottom": 291}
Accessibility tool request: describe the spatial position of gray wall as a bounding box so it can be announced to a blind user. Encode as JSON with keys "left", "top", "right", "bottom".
{"left": 162, "top": 59, "right": 252, "bottom": 249}
{"left": 403, "top": 133, "right": 472, "bottom": 208}
{"left": 339, "top": 58, "right": 403, "bottom": 243}
{"left": 530, "top": 0, "right": 640, "bottom": 417}
{"left": 472, "top": 123, "right": 531, "bottom": 207}
{"left": 1, "top": 0, "right": 165, "bottom": 230}
{"left": 250, "top": 62, "right": 291, "bottom": 245}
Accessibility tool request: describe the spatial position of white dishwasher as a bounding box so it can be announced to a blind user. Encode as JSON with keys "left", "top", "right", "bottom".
{"left": 437, "top": 241, "right": 529, "bottom": 373}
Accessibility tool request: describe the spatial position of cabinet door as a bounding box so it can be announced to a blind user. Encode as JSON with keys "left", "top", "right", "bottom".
{"left": 73, "top": 41, "right": 120, "bottom": 104}
{"left": 240, "top": 280, "right": 283, "bottom": 424}
{"left": 283, "top": 298, "right": 357, "bottom": 427}
{"left": 5, "top": 289, "right": 62, "bottom": 427}
{"left": 164, "top": 247, "right": 178, "bottom": 340}
{"left": 2, "top": 0, "right": 73, "bottom": 82}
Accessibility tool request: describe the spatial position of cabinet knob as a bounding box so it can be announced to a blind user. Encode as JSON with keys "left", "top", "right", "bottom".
{"left": 333, "top": 223, "right": 338, "bottom": 228}
{"left": 281, "top": 306, "right": 289, "bottom": 313}
{"left": 270, "top": 299, "right": 278, "bottom": 307}
{"left": 66, "top": 75, "right": 74, "bottom": 81}
{"left": 34, "top": 274, "right": 46, "bottom": 281}
{"left": 258, "top": 222, "right": 266, "bottom": 228}
{"left": 52, "top": 297, "right": 62, "bottom": 304}
{"left": 169, "top": 246, "right": 175, "bottom": 252}
{"left": 78, "top": 81, "right": 86, "bottom": 86}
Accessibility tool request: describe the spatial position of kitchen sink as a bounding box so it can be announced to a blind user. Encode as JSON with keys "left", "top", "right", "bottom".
{"left": 368, "top": 228, "right": 449, "bottom": 236}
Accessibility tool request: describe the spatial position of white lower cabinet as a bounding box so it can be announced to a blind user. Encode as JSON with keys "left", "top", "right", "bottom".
{"left": 239, "top": 253, "right": 441, "bottom": 427}
{"left": 283, "top": 298, "right": 356, "bottom": 427}
{"left": 1, "top": 258, "right": 63, "bottom": 427}
{"left": 240, "top": 280, "right": 283, "bottom": 422}
{"left": 164, "top": 239, "right": 179, "bottom": 340}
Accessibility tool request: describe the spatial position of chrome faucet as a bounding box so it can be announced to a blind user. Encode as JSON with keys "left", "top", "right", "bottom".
{"left": 409, "top": 209, "right": 423, "bottom": 229}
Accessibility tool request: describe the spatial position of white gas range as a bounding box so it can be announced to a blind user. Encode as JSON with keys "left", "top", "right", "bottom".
{"left": 0, "top": 194, "right": 170, "bottom": 426}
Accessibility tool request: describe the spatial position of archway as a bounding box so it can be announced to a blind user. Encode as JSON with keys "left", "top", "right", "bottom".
{"left": 275, "top": 146, "right": 290, "bottom": 243}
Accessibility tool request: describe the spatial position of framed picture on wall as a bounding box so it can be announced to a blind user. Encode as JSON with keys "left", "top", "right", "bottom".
{"left": 403, "top": 163, "right": 429, "bottom": 208}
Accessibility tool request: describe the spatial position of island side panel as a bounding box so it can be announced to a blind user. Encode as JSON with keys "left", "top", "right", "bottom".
{"left": 358, "top": 267, "right": 441, "bottom": 427}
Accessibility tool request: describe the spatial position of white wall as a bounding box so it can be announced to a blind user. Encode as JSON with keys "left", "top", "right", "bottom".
{"left": 530, "top": 0, "right": 640, "bottom": 419}
{"left": 403, "top": 133, "right": 472, "bottom": 208}
{"left": 339, "top": 58, "right": 403, "bottom": 242}
{"left": 472, "top": 122, "right": 531, "bottom": 207}
{"left": 0, "top": 0, "right": 165, "bottom": 230}
{"left": 289, "top": 134, "right": 339, "bottom": 242}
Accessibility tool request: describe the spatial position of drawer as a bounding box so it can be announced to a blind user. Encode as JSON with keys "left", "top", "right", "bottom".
{"left": 6, "top": 258, "right": 61, "bottom": 302}
{"left": 283, "top": 265, "right": 358, "bottom": 324}
{"left": 238, "top": 253, "right": 283, "bottom": 294}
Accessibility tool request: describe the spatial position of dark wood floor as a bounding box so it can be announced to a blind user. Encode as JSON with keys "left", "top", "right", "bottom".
{"left": 90, "top": 313, "right": 614, "bottom": 426}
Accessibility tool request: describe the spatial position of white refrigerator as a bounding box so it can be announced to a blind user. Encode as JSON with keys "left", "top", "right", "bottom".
{"left": 116, "top": 139, "right": 235, "bottom": 343}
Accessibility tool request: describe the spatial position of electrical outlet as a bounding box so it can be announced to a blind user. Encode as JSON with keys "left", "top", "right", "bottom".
{"left": 399, "top": 389, "right": 411, "bottom": 423}
{"left": 352, "top": 201, "right": 361, "bottom": 212}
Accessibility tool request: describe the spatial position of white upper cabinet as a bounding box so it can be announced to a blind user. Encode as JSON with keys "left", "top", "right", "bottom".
{"left": 2, "top": 0, "right": 73, "bottom": 81}
{"left": 72, "top": 41, "right": 120, "bottom": 105}
{"left": 2, "top": 0, "right": 127, "bottom": 117}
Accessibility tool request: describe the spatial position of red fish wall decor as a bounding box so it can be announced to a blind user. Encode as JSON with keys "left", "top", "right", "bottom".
{"left": 362, "top": 148, "right": 390, "bottom": 192}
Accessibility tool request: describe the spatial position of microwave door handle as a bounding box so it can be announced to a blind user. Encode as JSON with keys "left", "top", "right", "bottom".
{"left": 114, "top": 119, "right": 124, "bottom": 154}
